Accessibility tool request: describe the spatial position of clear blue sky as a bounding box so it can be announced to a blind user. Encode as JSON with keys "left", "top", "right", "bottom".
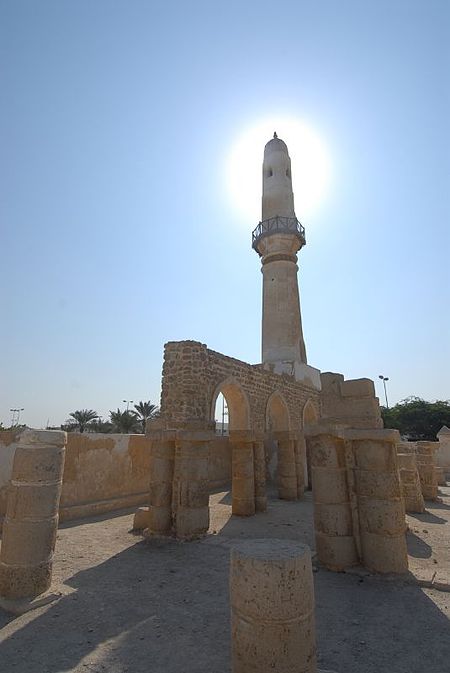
{"left": 1, "top": 0, "right": 449, "bottom": 428}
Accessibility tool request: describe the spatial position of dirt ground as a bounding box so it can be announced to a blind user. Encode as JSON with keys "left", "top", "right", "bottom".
{"left": 1, "top": 486, "right": 449, "bottom": 673}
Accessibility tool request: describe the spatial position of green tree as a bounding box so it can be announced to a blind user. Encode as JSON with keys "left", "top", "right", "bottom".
{"left": 68, "top": 409, "right": 99, "bottom": 433}
{"left": 133, "top": 400, "right": 159, "bottom": 434}
{"left": 382, "top": 397, "right": 450, "bottom": 441}
{"left": 109, "top": 409, "right": 139, "bottom": 434}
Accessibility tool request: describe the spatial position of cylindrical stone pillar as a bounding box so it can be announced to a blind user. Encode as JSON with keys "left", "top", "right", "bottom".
{"left": 276, "top": 431, "right": 297, "bottom": 500}
{"left": 230, "top": 539, "right": 317, "bottom": 673}
{"left": 307, "top": 427, "right": 358, "bottom": 571}
{"left": 147, "top": 431, "right": 175, "bottom": 535}
{"left": 0, "top": 429, "right": 66, "bottom": 601}
{"left": 231, "top": 431, "right": 256, "bottom": 517}
{"left": 396, "top": 449, "right": 424, "bottom": 514}
{"left": 435, "top": 466, "right": 446, "bottom": 486}
{"left": 349, "top": 429, "right": 408, "bottom": 574}
{"left": 172, "top": 431, "right": 210, "bottom": 539}
{"left": 295, "top": 433, "right": 306, "bottom": 499}
{"left": 253, "top": 438, "right": 267, "bottom": 512}
{"left": 416, "top": 441, "right": 438, "bottom": 501}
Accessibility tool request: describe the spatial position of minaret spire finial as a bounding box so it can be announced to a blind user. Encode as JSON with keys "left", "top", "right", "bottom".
{"left": 273, "top": 131, "right": 278, "bottom": 138}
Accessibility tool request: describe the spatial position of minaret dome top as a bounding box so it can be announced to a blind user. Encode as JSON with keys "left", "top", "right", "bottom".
{"left": 264, "top": 132, "right": 289, "bottom": 155}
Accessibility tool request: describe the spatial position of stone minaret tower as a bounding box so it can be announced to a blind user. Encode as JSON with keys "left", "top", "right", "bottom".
{"left": 253, "top": 133, "right": 319, "bottom": 386}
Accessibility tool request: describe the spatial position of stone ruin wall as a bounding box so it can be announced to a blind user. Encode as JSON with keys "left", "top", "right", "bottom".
{"left": 320, "top": 372, "right": 383, "bottom": 429}
{"left": 158, "top": 340, "right": 321, "bottom": 433}
{"left": 0, "top": 431, "right": 152, "bottom": 529}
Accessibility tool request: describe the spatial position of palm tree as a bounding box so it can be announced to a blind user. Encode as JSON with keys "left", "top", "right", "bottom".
{"left": 109, "top": 409, "right": 139, "bottom": 434}
{"left": 69, "top": 409, "right": 99, "bottom": 433}
{"left": 133, "top": 400, "right": 159, "bottom": 434}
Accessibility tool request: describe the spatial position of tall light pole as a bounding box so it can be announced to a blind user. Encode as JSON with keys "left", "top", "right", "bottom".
{"left": 123, "top": 400, "right": 133, "bottom": 413}
{"left": 378, "top": 376, "right": 389, "bottom": 408}
{"left": 10, "top": 408, "right": 24, "bottom": 426}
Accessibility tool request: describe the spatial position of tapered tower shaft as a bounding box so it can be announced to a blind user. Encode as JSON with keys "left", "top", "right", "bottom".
{"left": 252, "top": 133, "right": 307, "bottom": 370}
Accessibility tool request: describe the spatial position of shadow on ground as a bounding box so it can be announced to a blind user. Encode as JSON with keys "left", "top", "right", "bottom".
{"left": 406, "top": 531, "right": 432, "bottom": 558}
{"left": 0, "top": 495, "right": 449, "bottom": 673}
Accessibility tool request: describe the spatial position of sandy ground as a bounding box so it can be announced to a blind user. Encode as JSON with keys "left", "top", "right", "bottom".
{"left": 0, "top": 486, "right": 449, "bottom": 673}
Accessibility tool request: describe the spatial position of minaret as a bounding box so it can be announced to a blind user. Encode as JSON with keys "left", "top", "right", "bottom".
{"left": 252, "top": 133, "right": 311, "bottom": 380}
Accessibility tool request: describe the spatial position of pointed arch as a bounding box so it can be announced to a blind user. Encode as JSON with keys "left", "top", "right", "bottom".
{"left": 210, "top": 378, "right": 251, "bottom": 431}
{"left": 303, "top": 398, "right": 319, "bottom": 429}
{"left": 266, "top": 391, "right": 290, "bottom": 432}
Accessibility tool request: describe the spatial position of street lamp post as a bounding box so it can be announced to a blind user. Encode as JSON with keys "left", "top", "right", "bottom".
{"left": 378, "top": 376, "right": 389, "bottom": 408}
{"left": 123, "top": 400, "right": 134, "bottom": 413}
{"left": 10, "top": 408, "right": 24, "bottom": 426}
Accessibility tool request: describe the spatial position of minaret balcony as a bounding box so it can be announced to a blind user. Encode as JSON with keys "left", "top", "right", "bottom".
{"left": 252, "top": 216, "right": 306, "bottom": 252}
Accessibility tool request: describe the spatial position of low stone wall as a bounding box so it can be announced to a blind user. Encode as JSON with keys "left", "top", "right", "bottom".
{"left": 59, "top": 433, "right": 152, "bottom": 521}
{"left": 1, "top": 430, "right": 232, "bottom": 529}
{"left": 1, "top": 432, "right": 152, "bottom": 527}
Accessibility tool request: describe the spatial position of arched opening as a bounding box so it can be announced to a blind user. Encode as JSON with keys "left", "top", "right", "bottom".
{"left": 303, "top": 399, "right": 319, "bottom": 489}
{"left": 265, "top": 392, "right": 291, "bottom": 495}
{"left": 303, "top": 399, "right": 319, "bottom": 428}
{"left": 214, "top": 393, "right": 229, "bottom": 436}
{"left": 209, "top": 380, "right": 251, "bottom": 496}
{"left": 211, "top": 379, "right": 250, "bottom": 432}
{"left": 266, "top": 391, "right": 290, "bottom": 433}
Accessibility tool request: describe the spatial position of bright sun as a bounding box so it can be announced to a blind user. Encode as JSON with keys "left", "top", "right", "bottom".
{"left": 226, "top": 116, "right": 332, "bottom": 224}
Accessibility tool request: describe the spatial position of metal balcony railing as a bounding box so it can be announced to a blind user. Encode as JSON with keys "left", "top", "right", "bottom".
{"left": 252, "top": 216, "right": 306, "bottom": 250}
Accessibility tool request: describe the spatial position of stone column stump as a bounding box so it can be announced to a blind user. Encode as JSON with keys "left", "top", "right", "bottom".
{"left": 0, "top": 429, "right": 66, "bottom": 604}
{"left": 253, "top": 436, "right": 267, "bottom": 512}
{"left": 349, "top": 429, "right": 408, "bottom": 574}
{"left": 172, "top": 431, "right": 210, "bottom": 538}
{"left": 230, "top": 539, "right": 317, "bottom": 673}
{"left": 146, "top": 431, "right": 176, "bottom": 535}
{"left": 416, "top": 441, "right": 438, "bottom": 501}
{"left": 295, "top": 433, "right": 307, "bottom": 499}
{"left": 396, "top": 449, "right": 425, "bottom": 513}
{"left": 435, "top": 466, "right": 446, "bottom": 486}
{"left": 307, "top": 425, "right": 358, "bottom": 571}
{"left": 275, "top": 431, "right": 298, "bottom": 501}
{"left": 230, "top": 431, "right": 256, "bottom": 517}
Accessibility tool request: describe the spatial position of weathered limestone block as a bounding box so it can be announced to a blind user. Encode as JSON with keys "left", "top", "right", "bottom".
{"left": 0, "top": 429, "right": 66, "bottom": 601}
{"left": 147, "top": 431, "right": 175, "bottom": 535}
{"left": 349, "top": 428, "right": 408, "bottom": 574}
{"left": 396, "top": 450, "right": 425, "bottom": 513}
{"left": 275, "top": 431, "right": 298, "bottom": 500}
{"left": 133, "top": 506, "right": 150, "bottom": 530}
{"left": 253, "top": 438, "right": 267, "bottom": 512}
{"left": 230, "top": 431, "right": 255, "bottom": 517}
{"left": 306, "top": 425, "right": 358, "bottom": 571}
{"left": 416, "top": 441, "right": 438, "bottom": 501}
{"left": 230, "top": 539, "right": 317, "bottom": 673}
{"left": 172, "top": 431, "right": 210, "bottom": 538}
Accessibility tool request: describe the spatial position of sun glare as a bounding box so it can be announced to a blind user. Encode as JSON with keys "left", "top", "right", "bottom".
{"left": 226, "top": 116, "right": 332, "bottom": 224}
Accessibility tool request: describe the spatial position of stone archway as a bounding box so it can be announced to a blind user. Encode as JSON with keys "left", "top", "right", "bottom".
{"left": 265, "top": 392, "right": 302, "bottom": 500}
{"left": 211, "top": 380, "right": 264, "bottom": 517}
{"left": 211, "top": 378, "right": 251, "bottom": 432}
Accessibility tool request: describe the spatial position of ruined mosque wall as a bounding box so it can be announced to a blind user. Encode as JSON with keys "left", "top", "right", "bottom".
{"left": 320, "top": 372, "right": 383, "bottom": 429}
{"left": 59, "top": 433, "right": 152, "bottom": 521}
{"left": 0, "top": 432, "right": 151, "bottom": 527}
{"left": 159, "top": 340, "right": 321, "bottom": 432}
{"left": 0, "top": 429, "right": 231, "bottom": 529}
